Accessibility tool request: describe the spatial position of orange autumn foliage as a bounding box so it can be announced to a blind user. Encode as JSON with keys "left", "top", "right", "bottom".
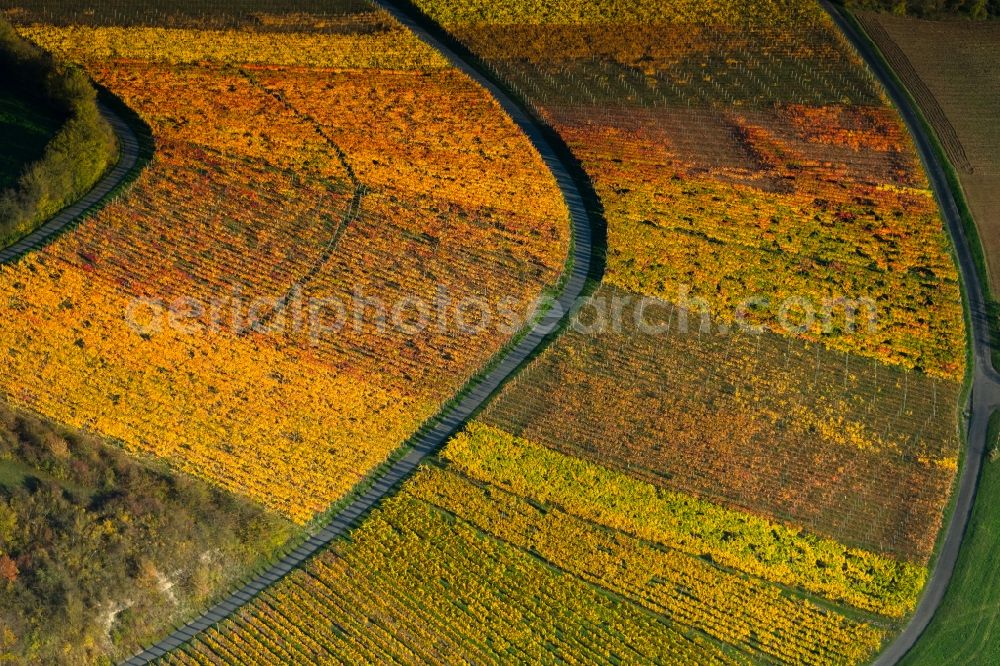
{"left": 0, "top": 13, "right": 569, "bottom": 522}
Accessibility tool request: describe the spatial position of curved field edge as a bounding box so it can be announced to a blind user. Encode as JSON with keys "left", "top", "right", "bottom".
{"left": 829, "top": 0, "right": 979, "bottom": 573}
{"left": 898, "top": 410, "right": 1000, "bottom": 666}
{"left": 843, "top": 17, "right": 1000, "bottom": 661}
{"left": 820, "top": 3, "right": 1000, "bottom": 665}
{"left": 0, "top": 17, "right": 119, "bottom": 249}
{"left": 115, "top": 4, "right": 601, "bottom": 663}
{"left": 827, "top": 0, "right": 989, "bottom": 588}
{"left": 849, "top": 9, "right": 1000, "bottom": 373}
{"left": 0, "top": 82, "right": 151, "bottom": 266}
{"left": 828, "top": 3, "right": 993, "bottom": 379}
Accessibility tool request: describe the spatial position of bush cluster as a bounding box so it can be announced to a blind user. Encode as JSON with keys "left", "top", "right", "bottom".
{"left": 0, "top": 400, "right": 295, "bottom": 664}
{"left": 0, "top": 17, "right": 117, "bottom": 247}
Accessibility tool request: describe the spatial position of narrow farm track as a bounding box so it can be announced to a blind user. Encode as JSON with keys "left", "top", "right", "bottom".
{"left": 0, "top": 103, "right": 140, "bottom": 265}
{"left": 118, "top": 3, "right": 599, "bottom": 663}
{"left": 821, "top": 3, "right": 1000, "bottom": 664}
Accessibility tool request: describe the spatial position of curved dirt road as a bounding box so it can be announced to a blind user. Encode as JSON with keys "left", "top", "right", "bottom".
{"left": 821, "top": 2, "right": 1000, "bottom": 664}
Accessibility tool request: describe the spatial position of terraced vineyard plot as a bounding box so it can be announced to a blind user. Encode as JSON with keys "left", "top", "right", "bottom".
{"left": 168, "top": 496, "right": 749, "bottom": 666}
{"left": 254, "top": 67, "right": 568, "bottom": 391}
{"left": 53, "top": 63, "right": 357, "bottom": 308}
{"left": 444, "top": 423, "right": 927, "bottom": 617}
{"left": 485, "top": 27, "right": 883, "bottom": 110}
{"left": 0, "top": 5, "right": 569, "bottom": 522}
{"left": 18, "top": 15, "right": 449, "bottom": 70}
{"left": 542, "top": 98, "right": 962, "bottom": 377}
{"left": 2, "top": 0, "right": 374, "bottom": 28}
{"left": 0, "top": 261, "right": 429, "bottom": 523}
{"left": 428, "top": 0, "right": 883, "bottom": 110}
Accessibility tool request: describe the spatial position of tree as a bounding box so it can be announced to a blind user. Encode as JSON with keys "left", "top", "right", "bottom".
{"left": 0, "top": 554, "right": 18, "bottom": 584}
{"left": 0, "top": 503, "right": 16, "bottom": 545}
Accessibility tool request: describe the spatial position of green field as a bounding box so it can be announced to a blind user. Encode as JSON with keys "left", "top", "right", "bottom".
{"left": 900, "top": 412, "right": 1000, "bottom": 665}
{"left": 0, "top": 88, "right": 63, "bottom": 191}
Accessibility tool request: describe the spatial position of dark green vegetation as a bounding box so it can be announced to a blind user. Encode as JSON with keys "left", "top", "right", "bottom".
{"left": 0, "top": 400, "right": 296, "bottom": 665}
{"left": 0, "top": 16, "right": 117, "bottom": 247}
{"left": 900, "top": 412, "right": 1000, "bottom": 665}
{"left": 0, "top": 87, "right": 62, "bottom": 191}
{"left": 845, "top": 0, "right": 1000, "bottom": 18}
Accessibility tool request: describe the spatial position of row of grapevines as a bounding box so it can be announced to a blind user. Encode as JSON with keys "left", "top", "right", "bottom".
{"left": 415, "top": 0, "right": 829, "bottom": 28}
{"left": 444, "top": 422, "right": 926, "bottom": 617}
{"left": 410, "top": 464, "right": 886, "bottom": 664}
{"left": 165, "top": 493, "right": 747, "bottom": 665}
{"left": 20, "top": 17, "right": 448, "bottom": 70}
{"left": 481, "top": 283, "right": 958, "bottom": 561}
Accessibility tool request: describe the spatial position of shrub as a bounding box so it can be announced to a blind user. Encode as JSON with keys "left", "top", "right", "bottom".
{"left": 0, "top": 16, "right": 117, "bottom": 247}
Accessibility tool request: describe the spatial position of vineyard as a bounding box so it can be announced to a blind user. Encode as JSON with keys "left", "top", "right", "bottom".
{"left": 19, "top": 16, "right": 449, "bottom": 69}
{"left": 165, "top": 427, "right": 906, "bottom": 666}
{"left": 856, "top": 12, "right": 1000, "bottom": 299}
{"left": 415, "top": 0, "right": 965, "bottom": 380}
{"left": 481, "top": 285, "right": 960, "bottom": 561}
{"left": 398, "top": 0, "right": 964, "bottom": 560}
{"left": 555, "top": 105, "right": 963, "bottom": 376}
{"left": 0, "top": 0, "right": 972, "bottom": 663}
{"left": 0, "top": 3, "right": 569, "bottom": 522}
